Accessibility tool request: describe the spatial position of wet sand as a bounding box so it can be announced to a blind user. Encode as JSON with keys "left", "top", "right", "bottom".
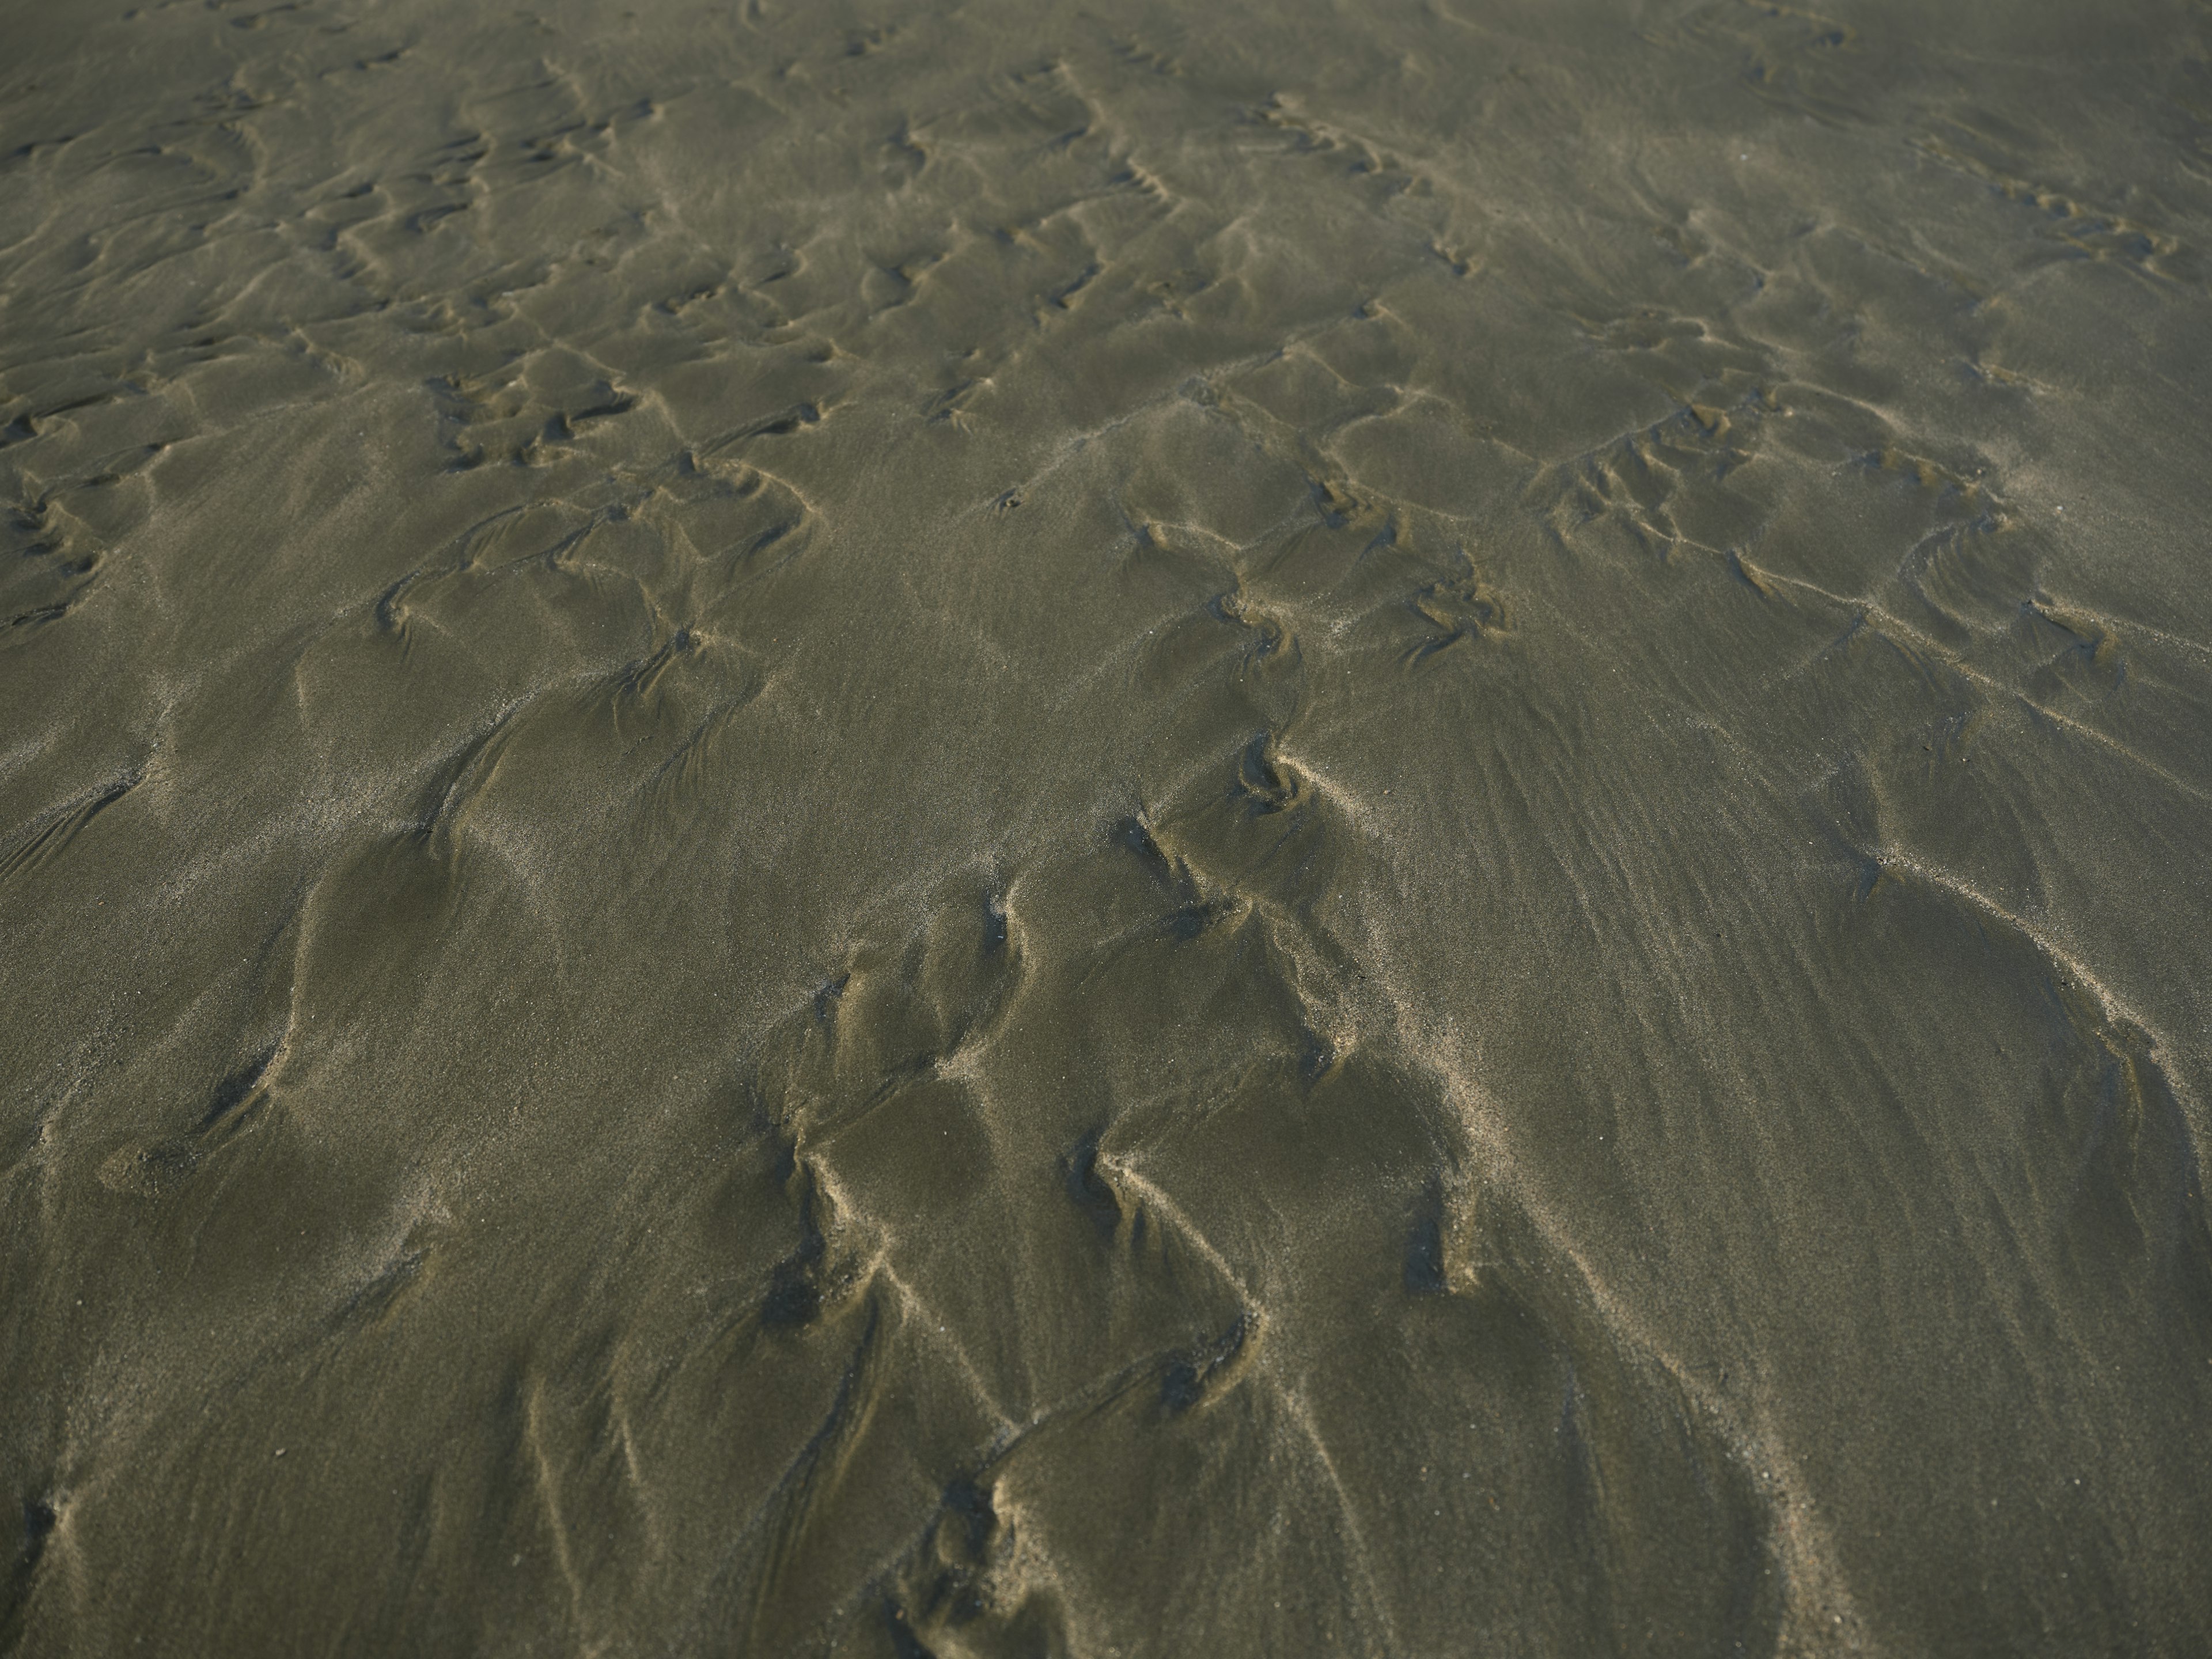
{"left": 4, "top": 1, "right": 2211, "bottom": 1654}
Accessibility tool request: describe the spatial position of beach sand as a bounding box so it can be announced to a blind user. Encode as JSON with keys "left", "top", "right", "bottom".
{"left": 3, "top": 1, "right": 2210, "bottom": 1653}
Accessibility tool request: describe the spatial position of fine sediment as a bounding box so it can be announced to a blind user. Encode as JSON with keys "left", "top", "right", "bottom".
{"left": 3, "top": 2, "right": 2209, "bottom": 1654}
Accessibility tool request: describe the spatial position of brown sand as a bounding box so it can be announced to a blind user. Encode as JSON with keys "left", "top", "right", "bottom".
{"left": 3, "top": 1, "right": 2210, "bottom": 1654}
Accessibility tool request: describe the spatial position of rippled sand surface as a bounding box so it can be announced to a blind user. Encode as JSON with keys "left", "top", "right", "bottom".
{"left": 5, "top": 1, "right": 2210, "bottom": 1653}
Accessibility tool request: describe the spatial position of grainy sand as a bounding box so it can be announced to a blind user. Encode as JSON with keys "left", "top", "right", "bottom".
{"left": 3, "top": 1, "right": 2210, "bottom": 1654}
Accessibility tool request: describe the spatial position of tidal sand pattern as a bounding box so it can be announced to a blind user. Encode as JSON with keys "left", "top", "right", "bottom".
{"left": 4, "top": 1, "right": 2210, "bottom": 1654}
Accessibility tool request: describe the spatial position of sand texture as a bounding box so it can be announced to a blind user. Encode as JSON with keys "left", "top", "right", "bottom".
{"left": 4, "top": 0, "right": 2211, "bottom": 1653}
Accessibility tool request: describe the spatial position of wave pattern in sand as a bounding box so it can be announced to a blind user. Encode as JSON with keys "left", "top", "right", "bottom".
{"left": 3, "top": 1, "right": 2210, "bottom": 1654}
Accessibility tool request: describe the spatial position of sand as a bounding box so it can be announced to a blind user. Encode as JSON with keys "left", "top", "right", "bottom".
{"left": 3, "top": 0, "right": 2210, "bottom": 1653}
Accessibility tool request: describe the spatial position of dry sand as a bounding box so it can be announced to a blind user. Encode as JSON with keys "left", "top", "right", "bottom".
{"left": 3, "top": 0, "right": 2211, "bottom": 1654}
